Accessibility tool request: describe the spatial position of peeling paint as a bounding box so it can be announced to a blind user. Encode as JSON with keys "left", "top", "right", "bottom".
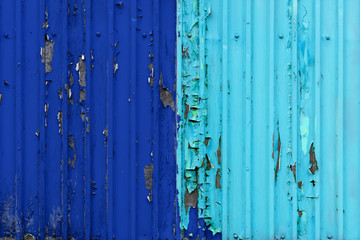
{"left": 41, "top": 36, "right": 54, "bottom": 73}
{"left": 184, "top": 189, "right": 198, "bottom": 213}
{"left": 144, "top": 163, "right": 153, "bottom": 202}
{"left": 79, "top": 89, "right": 86, "bottom": 103}
{"left": 309, "top": 143, "right": 318, "bottom": 174}
{"left": 57, "top": 111, "right": 63, "bottom": 135}
{"left": 148, "top": 62, "right": 154, "bottom": 86}
{"left": 159, "top": 73, "right": 175, "bottom": 111}
{"left": 76, "top": 55, "right": 86, "bottom": 87}
{"left": 68, "top": 136, "right": 76, "bottom": 168}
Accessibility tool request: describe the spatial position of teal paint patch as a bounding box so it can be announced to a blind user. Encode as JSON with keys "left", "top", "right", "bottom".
{"left": 176, "top": 0, "right": 222, "bottom": 234}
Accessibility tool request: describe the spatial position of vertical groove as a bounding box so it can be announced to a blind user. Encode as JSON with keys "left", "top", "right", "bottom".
{"left": 221, "top": 0, "right": 229, "bottom": 237}
{"left": 268, "top": 0, "right": 275, "bottom": 237}
{"left": 15, "top": 0, "right": 23, "bottom": 238}
{"left": 337, "top": 0, "right": 344, "bottom": 238}
{"left": 130, "top": 0, "right": 137, "bottom": 238}
{"left": 291, "top": 0, "right": 298, "bottom": 239}
{"left": 314, "top": 0, "right": 321, "bottom": 239}
{"left": 152, "top": 0, "right": 160, "bottom": 238}
{"left": 39, "top": 0, "right": 46, "bottom": 238}
{"left": 107, "top": 0, "right": 114, "bottom": 238}
{"left": 245, "top": 0, "right": 252, "bottom": 237}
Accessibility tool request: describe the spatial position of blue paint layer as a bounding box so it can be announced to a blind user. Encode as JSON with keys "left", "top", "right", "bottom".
{"left": 0, "top": 0, "right": 176, "bottom": 239}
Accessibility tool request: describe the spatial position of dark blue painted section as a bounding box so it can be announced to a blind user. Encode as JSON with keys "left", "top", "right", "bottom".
{"left": 0, "top": 0, "right": 176, "bottom": 239}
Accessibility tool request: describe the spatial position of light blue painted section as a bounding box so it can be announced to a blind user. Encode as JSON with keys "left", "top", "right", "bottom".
{"left": 177, "top": 0, "right": 360, "bottom": 239}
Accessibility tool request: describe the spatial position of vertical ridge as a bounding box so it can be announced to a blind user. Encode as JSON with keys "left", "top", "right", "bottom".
{"left": 152, "top": 0, "right": 160, "bottom": 238}
{"left": 106, "top": 0, "right": 114, "bottom": 238}
{"left": 221, "top": 0, "right": 229, "bottom": 237}
{"left": 38, "top": 0, "right": 46, "bottom": 238}
{"left": 291, "top": 0, "right": 299, "bottom": 239}
{"left": 175, "top": 0, "right": 183, "bottom": 237}
{"left": 130, "top": 0, "right": 137, "bottom": 238}
{"left": 84, "top": 0, "right": 92, "bottom": 238}
{"left": 245, "top": 0, "right": 252, "bottom": 237}
{"left": 337, "top": 0, "right": 344, "bottom": 238}
{"left": 61, "top": 0, "right": 69, "bottom": 237}
{"left": 15, "top": 0, "right": 23, "bottom": 238}
{"left": 314, "top": 0, "right": 321, "bottom": 239}
{"left": 268, "top": 0, "right": 275, "bottom": 238}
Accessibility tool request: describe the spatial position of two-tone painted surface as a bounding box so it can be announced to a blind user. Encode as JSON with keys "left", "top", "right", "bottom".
{"left": 0, "top": 0, "right": 176, "bottom": 239}
{"left": 177, "top": 0, "right": 360, "bottom": 239}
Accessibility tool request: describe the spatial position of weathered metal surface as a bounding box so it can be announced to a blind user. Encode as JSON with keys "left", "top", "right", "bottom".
{"left": 0, "top": 0, "right": 176, "bottom": 239}
{"left": 177, "top": 0, "right": 359, "bottom": 239}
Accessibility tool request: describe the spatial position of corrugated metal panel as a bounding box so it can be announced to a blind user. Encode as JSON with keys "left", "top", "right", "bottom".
{"left": 0, "top": 0, "right": 176, "bottom": 239}
{"left": 177, "top": 0, "right": 359, "bottom": 239}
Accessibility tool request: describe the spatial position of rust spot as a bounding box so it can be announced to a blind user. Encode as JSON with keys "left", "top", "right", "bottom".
{"left": 205, "top": 154, "right": 214, "bottom": 170}
{"left": 216, "top": 169, "right": 221, "bottom": 189}
{"left": 184, "top": 104, "right": 190, "bottom": 119}
{"left": 181, "top": 45, "right": 188, "bottom": 58}
{"left": 309, "top": 143, "right": 319, "bottom": 174}
{"left": 289, "top": 163, "right": 296, "bottom": 182}
{"left": 204, "top": 137, "right": 211, "bottom": 147}
{"left": 298, "top": 181, "right": 303, "bottom": 189}
{"left": 216, "top": 136, "right": 221, "bottom": 165}
{"left": 298, "top": 210, "right": 303, "bottom": 218}
{"left": 275, "top": 133, "right": 281, "bottom": 181}
{"left": 184, "top": 189, "right": 198, "bottom": 213}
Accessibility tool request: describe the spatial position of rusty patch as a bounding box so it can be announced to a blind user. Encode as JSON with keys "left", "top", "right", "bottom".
{"left": 298, "top": 210, "right": 303, "bottom": 218}
{"left": 205, "top": 155, "right": 214, "bottom": 170}
{"left": 184, "top": 104, "right": 190, "bottom": 119}
{"left": 309, "top": 143, "right": 319, "bottom": 174}
{"left": 216, "top": 169, "right": 221, "bottom": 189}
{"left": 144, "top": 163, "right": 153, "bottom": 202}
{"left": 216, "top": 136, "right": 221, "bottom": 165}
{"left": 184, "top": 189, "right": 198, "bottom": 213}
{"left": 298, "top": 181, "right": 303, "bottom": 189}
{"left": 290, "top": 163, "right": 296, "bottom": 182}
{"left": 204, "top": 137, "right": 211, "bottom": 147}
{"left": 275, "top": 133, "right": 281, "bottom": 181}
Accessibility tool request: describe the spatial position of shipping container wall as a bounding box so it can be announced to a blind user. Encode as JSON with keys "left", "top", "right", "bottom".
{"left": 177, "top": 0, "right": 360, "bottom": 239}
{"left": 0, "top": 0, "right": 176, "bottom": 239}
